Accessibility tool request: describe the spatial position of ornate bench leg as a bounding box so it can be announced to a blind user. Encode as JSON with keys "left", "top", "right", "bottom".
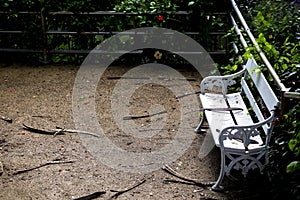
{"left": 194, "top": 110, "right": 206, "bottom": 133}
{"left": 212, "top": 151, "right": 226, "bottom": 191}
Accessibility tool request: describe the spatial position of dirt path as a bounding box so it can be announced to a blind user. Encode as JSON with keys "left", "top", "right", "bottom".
{"left": 0, "top": 63, "right": 270, "bottom": 200}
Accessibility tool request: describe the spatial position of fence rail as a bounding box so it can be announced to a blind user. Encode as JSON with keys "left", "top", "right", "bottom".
{"left": 0, "top": 10, "right": 228, "bottom": 63}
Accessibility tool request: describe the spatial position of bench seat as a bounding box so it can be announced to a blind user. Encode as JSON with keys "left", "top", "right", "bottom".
{"left": 200, "top": 92, "right": 263, "bottom": 148}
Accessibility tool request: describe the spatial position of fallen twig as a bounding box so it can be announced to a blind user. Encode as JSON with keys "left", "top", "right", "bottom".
{"left": 123, "top": 111, "right": 167, "bottom": 120}
{"left": 163, "top": 178, "right": 202, "bottom": 186}
{"left": 74, "top": 191, "right": 106, "bottom": 200}
{"left": 0, "top": 161, "right": 3, "bottom": 176}
{"left": 162, "top": 165, "right": 225, "bottom": 200}
{"left": 32, "top": 115, "right": 52, "bottom": 118}
{"left": 162, "top": 165, "right": 214, "bottom": 187}
{"left": 158, "top": 77, "right": 196, "bottom": 81}
{"left": 175, "top": 91, "right": 201, "bottom": 99}
{"left": 106, "top": 76, "right": 196, "bottom": 81}
{"left": 0, "top": 115, "right": 12, "bottom": 123}
{"left": 13, "top": 159, "right": 74, "bottom": 175}
{"left": 23, "top": 123, "right": 58, "bottom": 135}
{"left": 23, "top": 124, "right": 101, "bottom": 138}
{"left": 108, "top": 179, "right": 146, "bottom": 200}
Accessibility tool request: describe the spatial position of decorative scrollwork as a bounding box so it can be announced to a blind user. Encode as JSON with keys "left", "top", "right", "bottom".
{"left": 227, "top": 153, "right": 266, "bottom": 176}
{"left": 201, "top": 77, "right": 236, "bottom": 94}
{"left": 220, "top": 127, "right": 262, "bottom": 150}
{"left": 200, "top": 68, "right": 246, "bottom": 94}
{"left": 218, "top": 124, "right": 271, "bottom": 182}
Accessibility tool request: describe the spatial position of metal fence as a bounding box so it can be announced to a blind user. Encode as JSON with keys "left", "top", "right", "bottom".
{"left": 0, "top": 10, "right": 229, "bottom": 63}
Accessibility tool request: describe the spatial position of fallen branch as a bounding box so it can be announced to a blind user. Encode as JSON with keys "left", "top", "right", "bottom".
{"left": 74, "top": 191, "right": 106, "bottom": 200}
{"left": 108, "top": 179, "right": 146, "bottom": 200}
{"left": 162, "top": 165, "right": 214, "bottom": 187}
{"left": 123, "top": 111, "right": 167, "bottom": 120}
{"left": 0, "top": 115, "right": 12, "bottom": 123}
{"left": 23, "top": 124, "right": 101, "bottom": 138}
{"left": 13, "top": 159, "right": 74, "bottom": 175}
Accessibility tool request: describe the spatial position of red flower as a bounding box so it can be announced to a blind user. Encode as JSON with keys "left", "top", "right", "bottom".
{"left": 157, "top": 15, "right": 164, "bottom": 21}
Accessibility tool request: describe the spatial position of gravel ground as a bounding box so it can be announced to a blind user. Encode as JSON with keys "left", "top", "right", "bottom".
{"left": 0, "top": 62, "right": 271, "bottom": 200}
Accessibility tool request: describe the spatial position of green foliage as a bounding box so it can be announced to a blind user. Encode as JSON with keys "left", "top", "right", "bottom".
{"left": 226, "top": 0, "right": 299, "bottom": 76}
{"left": 269, "top": 102, "right": 300, "bottom": 199}
{"left": 112, "top": 0, "right": 178, "bottom": 30}
{"left": 114, "top": 0, "right": 178, "bottom": 14}
{"left": 286, "top": 104, "right": 300, "bottom": 159}
{"left": 224, "top": 1, "right": 300, "bottom": 198}
{"left": 187, "top": 0, "right": 229, "bottom": 52}
{"left": 250, "top": 0, "right": 300, "bottom": 90}
{"left": 257, "top": 33, "right": 279, "bottom": 61}
{"left": 287, "top": 161, "right": 300, "bottom": 173}
{"left": 0, "top": 0, "right": 229, "bottom": 63}
{"left": 251, "top": 1, "right": 299, "bottom": 48}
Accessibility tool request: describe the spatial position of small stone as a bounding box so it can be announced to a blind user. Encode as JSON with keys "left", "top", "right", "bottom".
{"left": 193, "top": 189, "right": 203, "bottom": 193}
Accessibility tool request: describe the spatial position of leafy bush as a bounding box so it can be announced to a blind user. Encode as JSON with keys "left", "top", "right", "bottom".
{"left": 269, "top": 102, "right": 300, "bottom": 199}
{"left": 110, "top": 0, "right": 186, "bottom": 66}
{"left": 224, "top": 1, "right": 300, "bottom": 199}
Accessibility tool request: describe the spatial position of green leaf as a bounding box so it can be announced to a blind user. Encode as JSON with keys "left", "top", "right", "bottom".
{"left": 232, "top": 64, "right": 238, "bottom": 71}
{"left": 286, "top": 161, "right": 300, "bottom": 173}
{"left": 150, "top": 1, "right": 156, "bottom": 6}
{"left": 188, "top": 1, "right": 195, "bottom": 6}
{"left": 288, "top": 139, "right": 297, "bottom": 150}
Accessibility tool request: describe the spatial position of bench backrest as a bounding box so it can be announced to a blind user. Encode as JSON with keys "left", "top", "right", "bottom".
{"left": 241, "top": 58, "right": 280, "bottom": 133}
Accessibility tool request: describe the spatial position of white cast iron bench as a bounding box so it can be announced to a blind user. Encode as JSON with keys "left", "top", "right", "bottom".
{"left": 194, "top": 58, "right": 280, "bottom": 191}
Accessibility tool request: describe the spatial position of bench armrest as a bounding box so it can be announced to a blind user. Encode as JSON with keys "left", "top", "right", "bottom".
{"left": 201, "top": 68, "right": 246, "bottom": 94}
{"left": 218, "top": 112, "right": 277, "bottom": 151}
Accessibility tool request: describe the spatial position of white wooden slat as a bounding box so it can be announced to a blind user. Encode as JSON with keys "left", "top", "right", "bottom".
{"left": 241, "top": 79, "right": 269, "bottom": 134}
{"left": 200, "top": 93, "right": 236, "bottom": 147}
{"left": 226, "top": 93, "right": 253, "bottom": 125}
{"left": 245, "top": 58, "right": 279, "bottom": 111}
{"left": 241, "top": 78, "right": 265, "bottom": 121}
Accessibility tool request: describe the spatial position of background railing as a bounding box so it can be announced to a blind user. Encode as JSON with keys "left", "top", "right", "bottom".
{"left": 0, "top": 10, "right": 229, "bottom": 64}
